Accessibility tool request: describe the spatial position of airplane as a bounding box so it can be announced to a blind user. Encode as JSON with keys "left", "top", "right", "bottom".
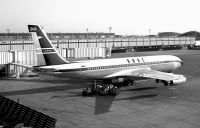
{"left": 28, "top": 25, "right": 186, "bottom": 96}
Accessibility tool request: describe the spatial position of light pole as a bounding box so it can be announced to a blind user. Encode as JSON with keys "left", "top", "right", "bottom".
{"left": 149, "top": 29, "right": 151, "bottom": 46}
{"left": 86, "top": 28, "right": 88, "bottom": 39}
{"left": 6, "top": 29, "right": 10, "bottom": 40}
{"left": 109, "top": 26, "right": 112, "bottom": 33}
{"left": 149, "top": 29, "right": 151, "bottom": 37}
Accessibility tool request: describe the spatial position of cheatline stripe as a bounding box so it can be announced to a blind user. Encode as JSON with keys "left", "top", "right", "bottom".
{"left": 36, "top": 48, "right": 55, "bottom": 51}
{"left": 40, "top": 48, "right": 55, "bottom": 49}
{"left": 38, "top": 60, "right": 181, "bottom": 73}
{"left": 36, "top": 52, "right": 57, "bottom": 54}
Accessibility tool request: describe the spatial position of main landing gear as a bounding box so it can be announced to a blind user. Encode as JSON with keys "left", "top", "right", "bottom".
{"left": 126, "top": 79, "right": 136, "bottom": 87}
{"left": 82, "top": 81, "right": 121, "bottom": 96}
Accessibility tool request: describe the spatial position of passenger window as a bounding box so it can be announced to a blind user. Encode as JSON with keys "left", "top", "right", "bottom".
{"left": 142, "top": 58, "right": 145, "bottom": 62}
{"left": 137, "top": 58, "right": 140, "bottom": 63}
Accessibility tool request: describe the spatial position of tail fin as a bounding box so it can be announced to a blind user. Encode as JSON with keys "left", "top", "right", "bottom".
{"left": 28, "top": 25, "right": 69, "bottom": 66}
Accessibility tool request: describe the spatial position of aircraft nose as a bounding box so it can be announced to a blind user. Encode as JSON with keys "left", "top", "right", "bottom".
{"left": 177, "top": 57, "right": 183, "bottom": 68}
{"left": 176, "top": 61, "right": 183, "bottom": 69}
{"left": 173, "top": 61, "right": 182, "bottom": 69}
{"left": 177, "top": 62, "right": 181, "bottom": 69}
{"left": 173, "top": 56, "right": 183, "bottom": 69}
{"left": 181, "top": 61, "right": 183, "bottom": 66}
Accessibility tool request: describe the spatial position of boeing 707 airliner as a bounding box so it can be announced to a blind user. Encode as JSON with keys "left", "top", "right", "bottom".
{"left": 28, "top": 25, "right": 186, "bottom": 96}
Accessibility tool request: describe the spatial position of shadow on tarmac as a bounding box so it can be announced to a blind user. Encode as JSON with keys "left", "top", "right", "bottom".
{"left": 0, "top": 78, "right": 88, "bottom": 84}
{"left": 0, "top": 84, "right": 85, "bottom": 96}
{"left": 94, "top": 95, "right": 115, "bottom": 115}
{"left": 123, "top": 86, "right": 158, "bottom": 91}
{"left": 62, "top": 89, "right": 157, "bottom": 115}
{"left": 115, "top": 94, "right": 157, "bottom": 101}
{"left": 0, "top": 78, "right": 158, "bottom": 115}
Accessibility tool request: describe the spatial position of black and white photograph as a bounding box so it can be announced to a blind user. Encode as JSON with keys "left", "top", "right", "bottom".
{"left": 0, "top": 0, "right": 200, "bottom": 128}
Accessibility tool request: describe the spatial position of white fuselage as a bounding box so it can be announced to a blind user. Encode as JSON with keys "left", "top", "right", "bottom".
{"left": 38, "top": 55, "right": 182, "bottom": 79}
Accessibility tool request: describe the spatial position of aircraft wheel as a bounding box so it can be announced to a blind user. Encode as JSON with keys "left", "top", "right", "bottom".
{"left": 163, "top": 81, "right": 170, "bottom": 86}
{"left": 127, "top": 80, "right": 136, "bottom": 86}
{"left": 155, "top": 79, "right": 160, "bottom": 83}
{"left": 111, "top": 86, "right": 121, "bottom": 96}
{"left": 99, "top": 84, "right": 110, "bottom": 96}
{"left": 82, "top": 87, "right": 93, "bottom": 96}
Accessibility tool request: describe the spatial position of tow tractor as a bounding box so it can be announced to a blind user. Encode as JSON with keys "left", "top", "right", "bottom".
{"left": 82, "top": 83, "right": 121, "bottom": 96}
{"left": 82, "top": 78, "right": 136, "bottom": 96}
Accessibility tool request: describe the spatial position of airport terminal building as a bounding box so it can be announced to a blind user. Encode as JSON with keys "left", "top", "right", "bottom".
{"left": 0, "top": 32, "right": 115, "bottom": 40}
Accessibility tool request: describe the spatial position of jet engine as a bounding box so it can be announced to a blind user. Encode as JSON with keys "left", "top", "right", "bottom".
{"left": 170, "top": 75, "right": 186, "bottom": 85}
{"left": 156, "top": 75, "right": 186, "bottom": 86}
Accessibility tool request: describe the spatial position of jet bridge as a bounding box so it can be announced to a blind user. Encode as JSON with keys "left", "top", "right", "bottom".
{"left": 5, "top": 63, "right": 36, "bottom": 78}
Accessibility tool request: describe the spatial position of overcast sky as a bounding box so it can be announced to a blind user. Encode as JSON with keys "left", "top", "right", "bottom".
{"left": 0, "top": 0, "right": 200, "bottom": 35}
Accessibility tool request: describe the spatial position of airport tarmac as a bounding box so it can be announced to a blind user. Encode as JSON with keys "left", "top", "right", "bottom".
{"left": 0, "top": 50, "right": 200, "bottom": 128}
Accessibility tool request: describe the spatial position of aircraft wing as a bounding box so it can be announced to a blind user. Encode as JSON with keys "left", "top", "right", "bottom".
{"left": 104, "top": 67, "right": 185, "bottom": 82}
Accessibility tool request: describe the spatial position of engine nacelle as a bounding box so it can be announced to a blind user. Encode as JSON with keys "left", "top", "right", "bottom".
{"left": 159, "top": 75, "right": 186, "bottom": 86}
{"left": 170, "top": 75, "right": 186, "bottom": 85}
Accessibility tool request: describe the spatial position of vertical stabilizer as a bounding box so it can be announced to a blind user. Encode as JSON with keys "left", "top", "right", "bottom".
{"left": 28, "top": 25, "right": 69, "bottom": 66}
